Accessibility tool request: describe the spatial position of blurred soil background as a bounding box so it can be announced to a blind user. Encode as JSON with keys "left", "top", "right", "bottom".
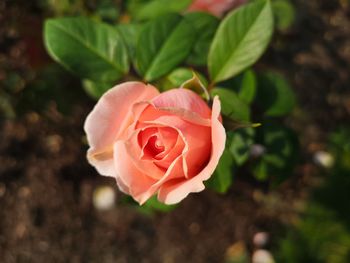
{"left": 1, "top": 0, "right": 350, "bottom": 262}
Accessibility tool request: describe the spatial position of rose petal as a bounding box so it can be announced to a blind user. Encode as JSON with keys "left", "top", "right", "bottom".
{"left": 114, "top": 141, "right": 157, "bottom": 202}
{"left": 152, "top": 89, "right": 212, "bottom": 121}
{"left": 135, "top": 102, "right": 211, "bottom": 127}
{"left": 154, "top": 127, "right": 179, "bottom": 159}
{"left": 154, "top": 133, "right": 185, "bottom": 168}
{"left": 139, "top": 127, "right": 177, "bottom": 160}
{"left": 157, "top": 96, "right": 226, "bottom": 204}
{"left": 115, "top": 175, "right": 130, "bottom": 195}
{"left": 84, "top": 82, "right": 159, "bottom": 176}
{"left": 114, "top": 140, "right": 186, "bottom": 204}
{"left": 139, "top": 155, "right": 185, "bottom": 204}
{"left": 125, "top": 128, "right": 167, "bottom": 180}
{"left": 138, "top": 127, "right": 158, "bottom": 158}
{"left": 138, "top": 114, "right": 211, "bottom": 178}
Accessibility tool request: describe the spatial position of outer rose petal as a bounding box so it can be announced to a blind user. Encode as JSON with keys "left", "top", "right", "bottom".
{"left": 152, "top": 88, "right": 212, "bottom": 120}
{"left": 157, "top": 96, "right": 226, "bottom": 204}
{"left": 114, "top": 141, "right": 157, "bottom": 202}
{"left": 115, "top": 140, "right": 186, "bottom": 204}
{"left": 84, "top": 82, "right": 159, "bottom": 177}
{"left": 136, "top": 102, "right": 211, "bottom": 127}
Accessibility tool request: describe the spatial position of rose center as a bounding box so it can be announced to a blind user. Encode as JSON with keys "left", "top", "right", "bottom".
{"left": 144, "top": 135, "right": 165, "bottom": 157}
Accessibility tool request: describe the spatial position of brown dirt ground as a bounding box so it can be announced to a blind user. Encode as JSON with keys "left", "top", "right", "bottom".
{"left": 1, "top": 0, "right": 350, "bottom": 262}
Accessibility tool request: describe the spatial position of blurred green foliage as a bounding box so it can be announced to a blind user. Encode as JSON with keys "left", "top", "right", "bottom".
{"left": 253, "top": 122, "right": 299, "bottom": 182}
{"left": 128, "top": 0, "right": 191, "bottom": 21}
{"left": 275, "top": 128, "right": 350, "bottom": 262}
{"left": 206, "top": 141, "right": 235, "bottom": 194}
{"left": 257, "top": 71, "right": 296, "bottom": 117}
{"left": 18, "top": 65, "right": 84, "bottom": 115}
{"left": 272, "top": 0, "right": 295, "bottom": 30}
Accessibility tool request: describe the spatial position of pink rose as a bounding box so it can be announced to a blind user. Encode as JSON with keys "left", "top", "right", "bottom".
{"left": 84, "top": 82, "right": 226, "bottom": 205}
{"left": 187, "top": 0, "right": 247, "bottom": 17}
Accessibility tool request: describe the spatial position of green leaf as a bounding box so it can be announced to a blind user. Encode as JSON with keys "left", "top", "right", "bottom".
{"left": 158, "top": 68, "right": 208, "bottom": 92}
{"left": 95, "top": 0, "right": 120, "bottom": 22}
{"left": 238, "top": 69, "right": 257, "bottom": 104}
{"left": 167, "top": 68, "right": 208, "bottom": 87}
{"left": 132, "top": 0, "right": 192, "bottom": 21}
{"left": 253, "top": 160, "right": 269, "bottom": 181}
{"left": 230, "top": 69, "right": 257, "bottom": 104}
{"left": 181, "top": 72, "right": 210, "bottom": 100}
{"left": 166, "top": 68, "right": 194, "bottom": 87}
{"left": 184, "top": 12, "right": 219, "bottom": 66}
{"left": 263, "top": 124, "right": 297, "bottom": 169}
{"left": 82, "top": 79, "right": 113, "bottom": 100}
{"left": 208, "top": 0, "right": 274, "bottom": 83}
{"left": 230, "top": 127, "right": 255, "bottom": 165}
{"left": 253, "top": 122, "right": 299, "bottom": 182}
{"left": 134, "top": 13, "right": 196, "bottom": 82}
{"left": 206, "top": 148, "right": 234, "bottom": 193}
{"left": 211, "top": 88, "right": 250, "bottom": 122}
{"left": 272, "top": 0, "right": 295, "bottom": 30}
{"left": 116, "top": 23, "right": 140, "bottom": 60}
{"left": 44, "top": 17, "right": 129, "bottom": 82}
{"left": 256, "top": 71, "right": 296, "bottom": 117}
{"left": 139, "top": 195, "right": 177, "bottom": 214}
{"left": 120, "top": 194, "right": 176, "bottom": 214}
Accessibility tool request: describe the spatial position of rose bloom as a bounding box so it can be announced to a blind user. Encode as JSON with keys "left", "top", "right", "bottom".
{"left": 187, "top": 0, "right": 247, "bottom": 17}
{"left": 84, "top": 82, "right": 226, "bottom": 205}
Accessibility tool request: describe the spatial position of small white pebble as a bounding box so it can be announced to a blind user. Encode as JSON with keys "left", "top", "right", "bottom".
{"left": 93, "top": 186, "right": 116, "bottom": 210}
{"left": 253, "top": 232, "right": 269, "bottom": 248}
{"left": 250, "top": 144, "right": 266, "bottom": 158}
{"left": 252, "top": 249, "right": 275, "bottom": 263}
{"left": 313, "top": 151, "right": 334, "bottom": 168}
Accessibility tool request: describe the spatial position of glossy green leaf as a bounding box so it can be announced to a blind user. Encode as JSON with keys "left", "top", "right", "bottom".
{"left": 44, "top": 17, "right": 129, "bottom": 82}
{"left": 185, "top": 12, "right": 219, "bottom": 66}
{"left": 116, "top": 23, "right": 140, "bottom": 60}
{"left": 257, "top": 71, "right": 296, "bottom": 116}
{"left": 134, "top": 13, "right": 196, "bottom": 81}
{"left": 181, "top": 72, "right": 210, "bottom": 100}
{"left": 159, "top": 68, "right": 208, "bottom": 92}
{"left": 211, "top": 88, "right": 250, "bottom": 122}
{"left": 166, "top": 68, "right": 194, "bottom": 88}
{"left": 132, "top": 0, "right": 192, "bottom": 21}
{"left": 206, "top": 148, "right": 234, "bottom": 193}
{"left": 272, "top": 0, "right": 295, "bottom": 30}
{"left": 82, "top": 79, "right": 113, "bottom": 100}
{"left": 208, "top": 0, "right": 274, "bottom": 83}
{"left": 167, "top": 68, "right": 208, "bottom": 87}
{"left": 230, "top": 127, "right": 255, "bottom": 165}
